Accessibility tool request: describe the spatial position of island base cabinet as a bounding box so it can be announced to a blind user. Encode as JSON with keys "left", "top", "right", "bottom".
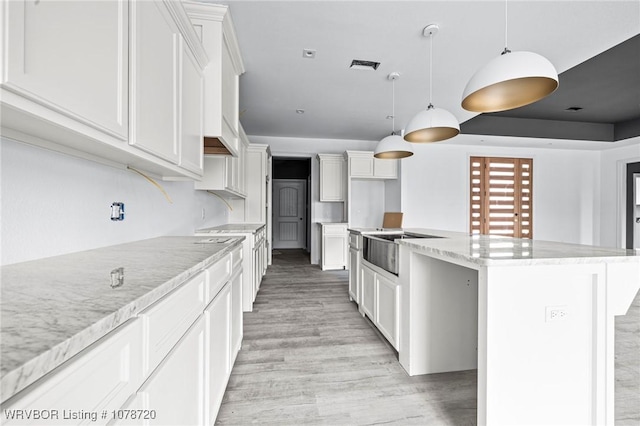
{"left": 348, "top": 247, "right": 360, "bottom": 302}
{"left": 360, "top": 265, "right": 375, "bottom": 318}
{"left": 375, "top": 273, "right": 399, "bottom": 350}
{"left": 136, "top": 317, "right": 205, "bottom": 426}
{"left": 1, "top": 320, "right": 143, "bottom": 426}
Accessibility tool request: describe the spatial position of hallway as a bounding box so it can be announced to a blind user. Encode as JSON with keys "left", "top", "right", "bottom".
{"left": 215, "top": 250, "right": 477, "bottom": 425}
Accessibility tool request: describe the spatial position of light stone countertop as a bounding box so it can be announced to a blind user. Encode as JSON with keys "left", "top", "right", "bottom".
{"left": 401, "top": 233, "right": 639, "bottom": 267}
{"left": 0, "top": 236, "right": 243, "bottom": 401}
{"left": 196, "top": 223, "right": 265, "bottom": 234}
{"left": 349, "top": 227, "right": 639, "bottom": 266}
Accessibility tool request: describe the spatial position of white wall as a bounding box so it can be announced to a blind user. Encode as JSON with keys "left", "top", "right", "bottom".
{"left": 401, "top": 142, "right": 601, "bottom": 245}
{"left": 251, "top": 135, "right": 377, "bottom": 264}
{"left": 1, "top": 138, "right": 229, "bottom": 265}
{"left": 599, "top": 139, "right": 640, "bottom": 248}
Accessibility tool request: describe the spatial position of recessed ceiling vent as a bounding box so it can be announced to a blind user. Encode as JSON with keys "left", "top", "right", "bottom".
{"left": 350, "top": 59, "right": 380, "bottom": 71}
{"left": 565, "top": 106, "right": 583, "bottom": 112}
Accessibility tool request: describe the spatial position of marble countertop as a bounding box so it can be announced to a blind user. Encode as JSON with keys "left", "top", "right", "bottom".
{"left": 348, "top": 227, "right": 639, "bottom": 266}
{"left": 0, "top": 236, "right": 243, "bottom": 401}
{"left": 196, "top": 223, "right": 265, "bottom": 234}
{"left": 398, "top": 233, "right": 640, "bottom": 267}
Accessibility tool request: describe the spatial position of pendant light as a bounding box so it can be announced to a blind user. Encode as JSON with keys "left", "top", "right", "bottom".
{"left": 461, "top": 0, "right": 558, "bottom": 112}
{"left": 374, "top": 72, "right": 414, "bottom": 159}
{"left": 404, "top": 24, "right": 460, "bottom": 143}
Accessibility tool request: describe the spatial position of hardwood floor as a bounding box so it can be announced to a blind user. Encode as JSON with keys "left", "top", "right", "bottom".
{"left": 217, "top": 249, "right": 640, "bottom": 425}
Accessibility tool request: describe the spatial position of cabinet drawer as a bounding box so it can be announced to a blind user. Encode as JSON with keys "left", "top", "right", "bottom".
{"left": 206, "top": 254, "right": 231, "bottom": 303}
{"left": 139, "top": 272, "right": 206, "bottom": 374}
{"left": 323, "top": 224, "right": 348, "bottom": 235}
{"left": 349, "top": 233, "right": 361, "bottom": 249}
{"left": 2, "top": 320, "right": 143, "bottom": 426}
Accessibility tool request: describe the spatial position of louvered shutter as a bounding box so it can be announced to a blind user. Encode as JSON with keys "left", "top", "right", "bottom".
{"left": 470, "top": 157, "right": 533, "bottom": 238}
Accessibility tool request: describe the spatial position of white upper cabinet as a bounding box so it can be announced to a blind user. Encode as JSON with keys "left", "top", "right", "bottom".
{"left": 194, "top": 126, "right": 247, "bottom": 198}
{"left": 130, "top": 0, "right": 207, "bottom": 173}
{"left": 346, "top": 151, "right": 398, "bottom": 179}
{"left": 180, "top": 42, "right": 205, "bottom": 175}
{"left": 1, "top": 0, "right": 128, "bottom": 138}
{"left": 318, "top": 154, "right": 345, "bottom": 202}
{"left": 129, "top": 0, "right": 181, "bottom": 163}
{"left": 1, "top": 0, "right": 208, "bottom": 181}
{"left": 184, "top": 2, "right": 244, "bottom": 156}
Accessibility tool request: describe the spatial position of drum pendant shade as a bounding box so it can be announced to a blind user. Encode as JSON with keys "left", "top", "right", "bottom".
{"left": 374, "top": 134, "right": 414, "bottom": 159}
{"left": 404, "top": 104, "right": 460, "bottom": 143}
{"left": 462, "top": 50, "right": 558, "bottom": 113}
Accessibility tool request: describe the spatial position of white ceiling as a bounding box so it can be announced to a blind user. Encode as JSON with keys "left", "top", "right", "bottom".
{"left": 209, "top": 0, "right": 640, "bottom": 148}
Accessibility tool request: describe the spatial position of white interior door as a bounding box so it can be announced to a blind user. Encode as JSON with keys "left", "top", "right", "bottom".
{"left": 273, "top": 179, "right": 306, "bottom": 249}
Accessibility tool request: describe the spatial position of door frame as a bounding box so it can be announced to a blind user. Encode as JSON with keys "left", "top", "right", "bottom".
{"left": 625, "top": 162, "right": 640, "bottom": 249}
{"left": 616, "top": 157, "right": 640, "bottom": 248}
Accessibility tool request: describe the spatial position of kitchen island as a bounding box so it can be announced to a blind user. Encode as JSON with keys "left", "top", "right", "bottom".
{"left": 395, "top": 232, "right": 640, "bottom": 426}
{"left": 1, "top": 236, "right": 244, "bottom": 425}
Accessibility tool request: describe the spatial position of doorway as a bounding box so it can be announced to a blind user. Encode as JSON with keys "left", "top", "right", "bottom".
{"left": 626, "top": 162, "right": 640, "bottom": 249}
{"left": 272, "top": 157, "right": 311, "bottom": 251}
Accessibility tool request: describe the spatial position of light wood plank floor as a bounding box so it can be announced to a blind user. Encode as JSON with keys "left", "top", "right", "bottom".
{"left": 217, "top": 249, "right": 640, "bottom": 425}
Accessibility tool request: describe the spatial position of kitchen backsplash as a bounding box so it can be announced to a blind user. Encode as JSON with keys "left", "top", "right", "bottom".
{"left": 0, "top": 138, "right": 229, "bottom": 265}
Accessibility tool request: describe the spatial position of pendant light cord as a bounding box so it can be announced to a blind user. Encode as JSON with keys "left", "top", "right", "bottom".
{"left": 429, "top": 32, "right": 433, "bottom": 106}
{"left": 502, "top": 0, "right": 511, "bottom": 54}
{"left": 505, "top": 0, "right": 508, "bottom": 49}
{"left": 391, "top": 77, "right": 396, "bottom": 134}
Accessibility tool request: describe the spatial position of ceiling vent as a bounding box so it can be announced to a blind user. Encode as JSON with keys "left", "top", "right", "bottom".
{"left": 350, "top": 59, "right": 380, "bottom": 71}
{"left": 565, "top": 106, "right": 583, "bottom": 112}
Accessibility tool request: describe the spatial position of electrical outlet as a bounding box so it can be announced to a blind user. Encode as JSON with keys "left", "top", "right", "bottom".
{"left": 545, "top": 305, "right": 569, "bottom": 322}
{"left": 111, "top": 202, "right": 125, "bottom": 221}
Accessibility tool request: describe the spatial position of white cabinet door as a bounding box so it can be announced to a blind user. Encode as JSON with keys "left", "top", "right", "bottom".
{"left": 138, "top": 317, "right": 206, "bottom": 426}
{"left": 129, "top": 0, "right": 180, "bottom": 164}
{"left": 205, "top": 283, "right": 231, "bottom": 425}
{"left": 361, "top": 265, "right": 376, "bottom": 319}
{"left": 319, "top": 155, "right": 345, "bottom": 202}
{"left": 180, "top": 44, "right": 204, "bottom": 175}
{"left": 184, "top": 3, "right": 243, "bottom": 156}
{"left": 230, "top": 269, "right": 243, "bottom": 359}
{"left": 374, "top": 158, "right": 398, "bottom": 179}
{"left": 376, "top": 273, "right": 399, "bottom": 350}
{"left": 2, "top": 0, "right": 128, "bottom": 139}
{"left": 349, "top": 247, "right": 360, "bottom": 303}
{"left": 350, "top": 155, "right": 374, "bottom": 178}
{"left": 322, "top": 233, "right": 348, "bottom": 270}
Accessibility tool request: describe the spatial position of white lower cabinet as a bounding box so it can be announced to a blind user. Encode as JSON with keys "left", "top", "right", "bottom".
{"left": 206, "top": 284, "right": 231, "bottom": 424}
{"left": 230, "top": 268, "right": 243, "bottom": 358}
{"left": 348, "top": 247, "right": 360, "bottom": 303}
{"left": 320, "top": 223, "right": 348, "bottom": 270}
{"left": 2, "top": 320, "right": 143, "bottom": 426}
{"left": 2, "top": 248, "right": 243, "bottom": 426}
{"left": 138, "top": 317, "right": 206, "bottom": 426}
{"left": 359, "top": 262, "right": 400, "bottom": 351}
{"left": 361, "top": 265, "right": 376, "bottom": 319}
{"left": 375, "top": 273, "right": 399, "bottom": 349}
